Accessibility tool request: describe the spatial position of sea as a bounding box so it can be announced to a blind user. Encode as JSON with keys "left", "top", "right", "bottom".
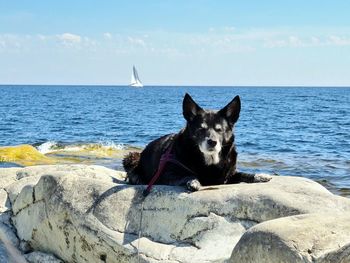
{"left": 0, "top": 85, "right": 349, "bottom": 196}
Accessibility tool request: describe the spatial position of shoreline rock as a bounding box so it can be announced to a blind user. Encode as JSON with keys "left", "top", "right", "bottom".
{"left": 0, "top": 164, "right": 350, "bottom": 262}
{"left": 230, "top": 212, "right": 350, "bottom": 263}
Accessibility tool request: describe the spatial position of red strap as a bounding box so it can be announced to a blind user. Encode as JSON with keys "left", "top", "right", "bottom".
{"left": 143, "top": 144, "right": 173, "bottom": 197}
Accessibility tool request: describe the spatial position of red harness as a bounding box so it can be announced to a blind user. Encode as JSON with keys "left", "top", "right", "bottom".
{"left": 142, "top": 142, "right": 196, "bottom": 197}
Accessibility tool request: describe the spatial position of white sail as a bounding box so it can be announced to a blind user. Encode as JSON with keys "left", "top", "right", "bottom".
{"left": 130, "top": 66, "right": 143, "bottom": 87}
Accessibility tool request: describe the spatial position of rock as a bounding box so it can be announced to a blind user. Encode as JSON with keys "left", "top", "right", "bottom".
{"left": 12, "top": 184, "right": 36, "bottom": 215}
{"left": 25, "top": 251, "right": 63, "bottom": 263}
{"left": 0, "top": 164, "right": 349, "bottom": 262}
{"left": 4, "top": 165, "right": 350, "bottom": 263}
{"left": 0, "top": 167, "right": 20, "bottom": 188}
{"left": 0, "top": 222, "right": 19, "bottom": 248}
{"left": 0, "top": 189, "right": 11, "bottom": 213}
{"left": 0, "top": 241, "right": 9, "bottom": 263}
{"left": 0, "top": 164, "right": 126, "bottom": 263}
{"left": 230, "top": 212, "right": 350, "bottom": 263}
{"left": 19, "top": 240, "right": 32, "bottom": 253}
{"left": 6, "top": 175, "right": 42, "bottom": 205}
{"left": 2, "top": 164, "right": 126, "bottom": 205}
{"left": 12, "top": 164, "right": 126, "bottom": 182}
{"left": 0, "top": 225, "right": 25, "bottom": 263}
{"left": 0, "top": 211, "right": 11, "bottom": 226}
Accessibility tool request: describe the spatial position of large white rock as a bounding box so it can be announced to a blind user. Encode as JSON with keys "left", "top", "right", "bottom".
{"left": 230, "top": 212, "right": 350, "bottom": 263}
{"left": 2, "top": 164, "right": 126, "bottom": 204}
{"left": 2, "top": 165, "right": 349, "bottom": 263}
{"left": 0, "top": 165, "right": 127, "bottom": 262}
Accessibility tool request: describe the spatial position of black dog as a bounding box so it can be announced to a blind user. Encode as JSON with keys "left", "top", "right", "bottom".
{"left": 123, "top": 93, "right": 271, "bottom": 191}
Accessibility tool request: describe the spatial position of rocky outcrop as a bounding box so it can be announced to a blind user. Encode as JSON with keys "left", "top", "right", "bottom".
{"left": 0, "top": 164, "right": 350, "bottom": 262}
{"left": 230, "top": 212, "right": 350, "bottom": 263}
{"left": 0, "top": 165, "right": 126, "bottom": 262}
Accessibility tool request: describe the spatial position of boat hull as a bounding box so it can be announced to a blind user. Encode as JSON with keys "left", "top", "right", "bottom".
{"left": 130, "top": 83, "right": 143, "bottom": 88}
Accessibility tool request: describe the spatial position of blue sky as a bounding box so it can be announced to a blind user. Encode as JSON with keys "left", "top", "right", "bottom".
{"left": 1, "top": 1, "right": 350, "bottom": 86}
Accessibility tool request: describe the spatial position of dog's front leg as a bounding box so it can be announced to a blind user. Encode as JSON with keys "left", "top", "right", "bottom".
{"left": 253, "top": 173, "right": 272, "bottom": 182}
{"left": 165, "top": 175, "right": 202, "bottom": 191}
{"left": 232, "top": 172, "right": 255, "bottom": 183}
{"left": 186, "top": 178, "right": 202, "bottom": 191}
{"left": 227, "top": 172, "right": 272, "bottom": 184}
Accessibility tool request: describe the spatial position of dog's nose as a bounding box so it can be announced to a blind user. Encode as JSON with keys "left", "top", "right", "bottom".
{"left": 207, "top": 139, "right": 217, "bottom": 148}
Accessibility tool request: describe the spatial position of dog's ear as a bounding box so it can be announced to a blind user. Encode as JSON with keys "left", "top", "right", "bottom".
{"left": 183, "top": 93, "right": 203, "bottom": 121}
{"left": 219, "top": 95, "right": 241, "bottom": 125}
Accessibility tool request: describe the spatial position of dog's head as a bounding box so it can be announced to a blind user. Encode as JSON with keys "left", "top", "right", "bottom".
{"left": 183, "top": 93, "right": 241, "bottom": 165}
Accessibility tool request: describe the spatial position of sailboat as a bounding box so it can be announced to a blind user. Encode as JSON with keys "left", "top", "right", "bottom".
{"left": 130, "top": 66, "right": 143, "bottom": 87}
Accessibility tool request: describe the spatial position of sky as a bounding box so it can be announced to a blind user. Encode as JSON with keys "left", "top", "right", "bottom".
{"left": 0, "top": 0, "right": 350, "bottom": 86}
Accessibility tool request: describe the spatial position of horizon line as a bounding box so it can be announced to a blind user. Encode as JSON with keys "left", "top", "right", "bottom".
{"left": 1, "top": 84, "right": 350, "bottom": 88}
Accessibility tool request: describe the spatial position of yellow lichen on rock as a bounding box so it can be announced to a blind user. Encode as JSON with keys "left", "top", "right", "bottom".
{"left": 0, "top": 143, "right": 141, "bottom": 167}
{"left": 0, "top": 145, "right": 56, "bottom": 166}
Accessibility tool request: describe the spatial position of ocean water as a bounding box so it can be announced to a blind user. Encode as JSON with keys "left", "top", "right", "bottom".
{"left": 0, "top": 85, "right": 349, "bottom": 196}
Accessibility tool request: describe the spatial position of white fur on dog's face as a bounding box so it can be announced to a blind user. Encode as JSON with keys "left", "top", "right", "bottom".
{"left": 198, "top": 128, "right": 222, "bottom": 165}
{"left": 199, "top": 143, "right": 221, "bottom": 165}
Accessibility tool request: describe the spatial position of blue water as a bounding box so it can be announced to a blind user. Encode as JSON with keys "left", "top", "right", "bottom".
{"left": 1, "top": 85, "right": 350, "bottom": 195}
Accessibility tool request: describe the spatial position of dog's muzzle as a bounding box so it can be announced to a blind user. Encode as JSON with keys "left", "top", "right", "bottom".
{"left": 207, "top": 139, "right": 217, "bottom": 150}
{"left": 199, "top": 138, "right": 221, "bottom": 154}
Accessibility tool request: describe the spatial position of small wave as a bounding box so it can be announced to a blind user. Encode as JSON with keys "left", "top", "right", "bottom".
{"left": 35, "top": 141, "right": 126, "bottom": 154}
{"left": 36, "top": 141, "right": 59, "bottom": 154}
{"left": 97, "top": 141, "right": 125, "bottom": 150}
{"left": 60, "top": 142, "right": 126, "bottom": 155}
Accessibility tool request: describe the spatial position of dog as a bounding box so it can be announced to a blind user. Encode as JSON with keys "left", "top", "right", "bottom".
{"left": 123, "top": 93, "right": 271, "bottom": 191}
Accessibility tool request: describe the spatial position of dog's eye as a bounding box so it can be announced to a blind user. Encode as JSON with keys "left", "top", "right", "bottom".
{"left": 214, "top": 126, "right": 223, "bottom": 132}
{"left": 214, "top": 124, "right": 223, "bottom": 132}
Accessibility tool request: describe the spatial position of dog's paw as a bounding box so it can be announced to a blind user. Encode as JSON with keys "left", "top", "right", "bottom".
{"left": 186, "top": 179, "right": 202, "bottom": 191}
{"left": 254, "top": 173, "right": 272, "bottom": 183}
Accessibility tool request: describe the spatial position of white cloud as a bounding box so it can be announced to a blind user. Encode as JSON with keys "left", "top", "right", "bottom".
{"left": 263, "top": 39, "right": 287, "bottom": 48}
{"left": 186, "top": 32, "right": 256, "bottom": 54}
{"left": 310, "top": 36, "right": 320, "bottom": 45}
{"left": 127, "top": 36, "right": 146, "bottom": 47}
{"left": 223, "top": 26, "right": 236, "bottom": 32}
{"left": 263, "top": 36, "right": 309, "bottom": 48}
{"left": 208, "top": 26, "right": 236, "bottom": 33}
{"left": 0, "top": 40, "right": 5, "bottom": 48}
{"left": 264, "top": 34, "right": 350, "bottom": 49}
{"left": 288, "top": 36, "right": 304, "bottom": 47}
{"left": 328, "top": 35, "right": 350, "bottom": 46}
{"left": 1, "top": 28, "right": 350, "bottom": 57}
{"left": 0, "top": 34, "right": 23, "bottom": 51}
{"left": 103, "top": 32, "right": 112, "bottom": 39}
{"left": 57, "top": 33, "right": 82, "bottom": 46}
{"left": 37, "top": 34, "right": 49, "bottom": 41}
